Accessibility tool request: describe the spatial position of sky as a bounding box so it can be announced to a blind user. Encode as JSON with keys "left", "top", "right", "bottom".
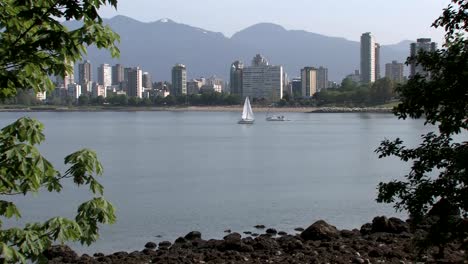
{"left": 98, "top": 0, "right": 451, "bottom": 45}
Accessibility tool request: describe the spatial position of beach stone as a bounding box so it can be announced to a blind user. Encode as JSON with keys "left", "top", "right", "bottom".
{"left": 254, "top": 224, "right": 265, "bottom": 229}
{"left": 300, "top": 220, "right": 339, "bottom": 241}
{"left": 371, "top": 216, "right": 409, "bottom": 234}
{"left": 44, "top": 245, "right": 78, "bottom": 262}
{"left": 360, "top": 223, "right": 373, "bottom": 235}
{"left": 144, "top": 242, "right": 157, "bottom": 249}
{"left": 224, "top": 229, "right": 231, "bottom": 233}
{"left": 294, "top": 227, "right": 305, "bottom": 232}
{"left": 266, "top": 228, "right": 277, "bottom": 235}
{"left": 158, "top": 241, "right": 172, "bottom": 248}
{"left": 278, "top": 231, "right": 287, "bottom": 236}
{"left": 224, "top": 232, "right": 241, "bottom": 241}
{"left": 174, "top": 237, "right": 187, "bottom": 244}
{"left": 184, "top": 231, "right": 202, "bottom": 240}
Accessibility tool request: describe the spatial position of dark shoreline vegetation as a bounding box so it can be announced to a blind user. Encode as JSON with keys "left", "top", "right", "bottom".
{"left": 0, "top": 105, "right": 394, "bottom": 113}
{"left": 46, "top": 215, "right": 466, "bottom": 264}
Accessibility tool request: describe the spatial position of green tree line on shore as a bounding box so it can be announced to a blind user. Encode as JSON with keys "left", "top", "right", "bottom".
{"left": 2, "top": 77, "right": 397, "bottom": 108}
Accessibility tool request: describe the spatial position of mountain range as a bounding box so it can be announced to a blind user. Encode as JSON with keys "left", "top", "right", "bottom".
{"left": 68, "top": 15, "right": 412, "bottom": 83}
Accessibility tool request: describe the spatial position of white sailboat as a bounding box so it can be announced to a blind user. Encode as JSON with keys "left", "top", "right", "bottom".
{"left": 238, "top": 97, "right": 255, "bottom": 124}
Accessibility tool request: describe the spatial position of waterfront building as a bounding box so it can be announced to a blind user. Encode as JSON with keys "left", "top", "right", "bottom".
{"left": 78, "top": 60, "right": 92, "bottom": 87}
{"left": 97, "top": 63, "right": 112, "bottom": 88}
{"left": 385, "top": 61, "right": 405, "bottom": 83}
{"left": 171, "top": 64, "right": 187, "bottom": 96}
{"left": 375, "top": 43, "right": 381, "bottom": 80}
{"left": 187, "top": 79, "right": 203, "bottom": 95}
{"left": 316, "top": 66, "right": 329, "bottom": 92}
{"left": 127, "top": 67, "right": 143, "bottom": 98}
{"left": 291, "top": 78, "right": 302, "bottom": 98}
{"left": 92, "top": 83, "right": 106, "bottom": 98}
{"left": 230, "top": 61, "right": 243, "bottom": 97}
{"left": 112, "top": 64, "right": 124, "bottom": 85}
{"left": 56, "top": 61, "right": 75, "bottom": 89}
{"left": 410, "top": 38, "right": 437, "bottom": 77}
{"left": 67, "top": 83, "right": 82, "bottom": 99}
{"left": 142, "top": 72, "right": 152, "bottom": 89}
{"left": 35, "top": 91, "right": 47, "bottom": 101}
{"left": 346, "top": 70, "right": 361, "bottom": 83}
{"left": 206, "top": 76, "right": 224, "bottom": 93}
{"left": 300, "top": 67, "right": 317, "bottom": 97}
{"left": 242, "top": 54, "right": 283, "bottom": 101}
{"left": 360, "top": 32, "right": 376, "bottom": 84}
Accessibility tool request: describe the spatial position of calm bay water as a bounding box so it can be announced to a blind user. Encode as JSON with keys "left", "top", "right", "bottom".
{"left": 0, "top": 111, "right": 435, "bottom": 253}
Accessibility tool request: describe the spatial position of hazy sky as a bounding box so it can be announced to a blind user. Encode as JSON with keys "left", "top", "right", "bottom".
{"left": 98, "top": 0, "right": 450, "bottom": 45}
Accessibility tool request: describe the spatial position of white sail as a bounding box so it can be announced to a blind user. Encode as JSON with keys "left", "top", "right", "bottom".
{"left": 245, "top": 97, "right": 254, "bottom": 120}
{"left": 239, "top": 97, "right": 255, "bottom": 124}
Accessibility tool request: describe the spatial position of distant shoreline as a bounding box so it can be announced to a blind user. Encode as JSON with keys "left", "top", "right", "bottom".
{"left": 0, "top": 106, "right": 393, "bottom": 113}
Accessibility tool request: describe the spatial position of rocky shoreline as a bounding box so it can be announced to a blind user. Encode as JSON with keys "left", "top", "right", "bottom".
{"left": 46, "top": 216, "right": 466, "bottom": 264}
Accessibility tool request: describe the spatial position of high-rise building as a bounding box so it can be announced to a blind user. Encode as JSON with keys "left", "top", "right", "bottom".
{"left": 56, "top": 61, "right": 75, "bottom": 88}
{"left": 142, "top": 72, "right": 152, "bottom": 89}
{"left": 242, "top": 54, "right": 283, "bottom": 101}
{"left": 316, "top": 66, "right": 329, "bottom": 92}
{"left": 171, "top": 64, "right": 187, "bottom": 96}
{"left": 291, "top": 78, "right": 302, "bottom": 98}
{"left": 230, "top": 61, "right": 243, "bottom": 97}
{"left": 112, "top": 64, "right": 124, "bottom": 85}
{"left": 410, "top": 38, "right": 437, "bottom": 77}
{"left": 97, "top": 63, "right": 112, "bottom": 88}
{"left": 375, "top": 43, "right": 381, "bottom": 80}
{"left": 78, "top": 60, "right": 92, "bottom": 94}
{"left": 385, "top": 60, "right": 405, "bottom": 83}
{"left": 360, "top": 32, "right": 376, "bottom": 84}
{"left": 300, "top": 67, "right": 317, "bottom": 97}
{"left": 127, "top": 67, "right": 143, "bottom": 98}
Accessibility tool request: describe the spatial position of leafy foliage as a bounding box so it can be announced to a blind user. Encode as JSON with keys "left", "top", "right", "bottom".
{"left": 0, "top": 0, "right": 120, "bottom": 99}
{"left": 0, "top": 118, "right": 116, "bottom": 263}
{"left": 376, "top": 0, "right": 468, "bottom": 257}
{"left": 0, "top": 0, "right": 119, "bottom": 262}
{"left": 314, "top": 77, "right": 396, "bottom": 107}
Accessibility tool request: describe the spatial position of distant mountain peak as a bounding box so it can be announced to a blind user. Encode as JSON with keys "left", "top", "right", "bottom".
{"left": 243, "top": 22, "right": 286, "bottom": 32}
{"left": 157, "top": 18, "right": 174, "bottom": 23}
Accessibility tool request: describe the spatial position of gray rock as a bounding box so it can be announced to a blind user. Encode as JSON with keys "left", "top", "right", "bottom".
{"left": 144, "top": 242, "right": 157, "bottom": 249}
{"left": 184, "top": 231, "right": 202, "bottom": 240}
{"left": 300, "top": 220, "right": 339, "bottom": 241}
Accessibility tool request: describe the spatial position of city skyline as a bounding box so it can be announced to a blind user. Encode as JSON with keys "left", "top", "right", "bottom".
{"left": 97, "top": 0, "right": 449, "bottom": 45}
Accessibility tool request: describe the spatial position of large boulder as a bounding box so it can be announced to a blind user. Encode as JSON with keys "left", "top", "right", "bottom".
{"left": 144, "top": 242, "right": 157, "bottom": 249}
{"left": 371, "top": 216, "right": 409, "bottom": 234}
{"left": 300, "top": 220, "right": 339, "bottom": 241}
{"left": 184, "top": 231, "right": 202, "bottom": 240}
{"left": 44, "top": 245, "right": 78, "bottom": 262}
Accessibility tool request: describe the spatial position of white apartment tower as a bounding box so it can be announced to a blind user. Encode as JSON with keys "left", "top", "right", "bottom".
{"left": 360, "top": 32, "right": 376, "bottom": 84}
{"left": 98, "top": 63, "right": 112, "bottom": 88}
{"left": 242, "top": 54, "right": 283, "bottom": 101}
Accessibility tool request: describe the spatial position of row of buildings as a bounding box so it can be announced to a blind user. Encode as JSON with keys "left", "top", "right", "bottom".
{"left": 46, "top": 35, "right": 437, "bottom": 103}
{"left": 54, "top": 61, "right": 152, "bottom": 100}
{"left": 359, "top": 33, "right": 436, "bottom": 84}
